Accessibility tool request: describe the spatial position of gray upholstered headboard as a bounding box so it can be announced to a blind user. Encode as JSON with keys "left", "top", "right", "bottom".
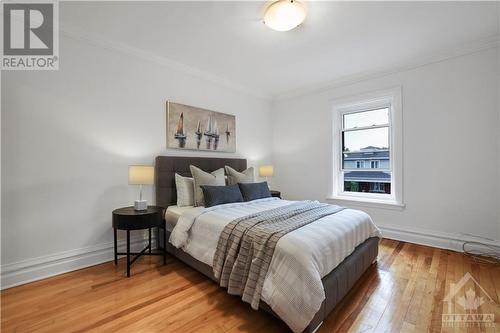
{"left": 155, "top": 156, "right": 247, "bottom": 208}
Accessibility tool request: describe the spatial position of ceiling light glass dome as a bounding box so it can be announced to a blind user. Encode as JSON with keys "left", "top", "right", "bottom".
{"left": 264, "top": 0, "right": 306, "bottom": 32}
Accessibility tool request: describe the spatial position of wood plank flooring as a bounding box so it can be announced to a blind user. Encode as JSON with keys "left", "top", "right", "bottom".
{"left": 2, "top": 239, "right": 499, "bottom": 332}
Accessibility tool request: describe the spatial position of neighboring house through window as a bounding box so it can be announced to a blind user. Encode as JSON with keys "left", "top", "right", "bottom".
{"left": 370, "top": 182, "right": 385, "bottom": 192}
{"left": 330, "top": 88, "right": 403, "bottom": 207}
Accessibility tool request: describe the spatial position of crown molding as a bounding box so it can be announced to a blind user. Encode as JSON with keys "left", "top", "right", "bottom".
{"left": 274, "top": 34, "right": 500, "bottom": 102}
{"left": 59, "top": 24, "right": 272, "bottom": 102}
{"left": 59, "top": 23, "right": 498, "bottom": 103}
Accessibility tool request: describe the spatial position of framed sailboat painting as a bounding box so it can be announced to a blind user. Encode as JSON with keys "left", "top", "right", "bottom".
{"left": 166, "top": 102, "right": 236, "bottom": 152}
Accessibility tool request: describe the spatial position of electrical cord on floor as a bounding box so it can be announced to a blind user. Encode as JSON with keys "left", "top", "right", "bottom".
{"left": 459, "top": 233, "right": 500, "bottom": 265}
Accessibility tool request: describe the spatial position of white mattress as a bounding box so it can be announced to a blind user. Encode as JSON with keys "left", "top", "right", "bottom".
{"left": 164, "top": 205, "right": 195, "bottom": 232}
{"left": 169, "top": 198, "right": 380, "bottom": 332}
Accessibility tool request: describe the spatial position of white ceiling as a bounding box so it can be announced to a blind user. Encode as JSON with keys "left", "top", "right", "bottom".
{"left": 61, "top": 1, "right": 499, "bottom": 99}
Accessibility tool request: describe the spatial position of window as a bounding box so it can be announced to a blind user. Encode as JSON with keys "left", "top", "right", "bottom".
{"left": 330, "top": 88, "right": 403, "bottom": 207}
{"left": 356, "top": 160, "right": 364, "bottom": 168}
{"left": 370, "top": 182, "right": 385, "bottom": 192}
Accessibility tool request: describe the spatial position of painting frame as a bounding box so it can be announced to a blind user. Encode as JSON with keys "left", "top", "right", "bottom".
{"left": 166, "top": 101, "right": 236, "bottom": 153}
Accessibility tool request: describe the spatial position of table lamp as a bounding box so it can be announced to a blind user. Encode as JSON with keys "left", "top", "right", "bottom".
{"left": 129, "top": 165, "right": 154, "bottom": 211}
{"left": 259, "top": 165, "right": 274, "bottom": 188}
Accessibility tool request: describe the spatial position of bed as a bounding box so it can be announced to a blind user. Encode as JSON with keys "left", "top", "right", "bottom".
{"left": 155, "top": 156, "right": 380, "bottom": 333}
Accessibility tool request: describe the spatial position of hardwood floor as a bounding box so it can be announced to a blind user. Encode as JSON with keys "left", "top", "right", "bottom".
{"left": 2, "top": 239, "right": 499, "bottom": 333}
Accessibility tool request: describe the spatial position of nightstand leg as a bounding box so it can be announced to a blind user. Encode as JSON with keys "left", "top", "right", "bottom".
{"left": 163, "top": 225, "right": 167, "bottom": 265}
{"left": 113, "top": 228, "right": 118, "bottom": 265}
{"left": 156, "top": 227, "right": 160, "bottom": 250}
{"left": 126, "top": 230, "right": 130, "bottom": 277}
{"left": 148, "top": 228, "right": 152, "bottom": 254}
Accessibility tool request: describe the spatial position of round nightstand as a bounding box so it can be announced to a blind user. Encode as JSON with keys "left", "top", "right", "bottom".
{"left": 270, "top": 190, "right": 281, "bottom": 199}
{"left": 112, "top": 206, "right": 166, "bottom": 277}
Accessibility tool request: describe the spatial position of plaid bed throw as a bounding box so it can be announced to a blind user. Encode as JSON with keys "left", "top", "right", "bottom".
{"left": 212, "top": 201, "right": 345, "bottom": 310}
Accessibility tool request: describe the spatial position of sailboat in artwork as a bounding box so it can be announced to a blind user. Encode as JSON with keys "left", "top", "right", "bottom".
{"left": 204, "top": 114, "right": 220, "bottom": 150}
{"left": 174, "top": 112, "right": 187, "bottom": 148}
{"left": 204, "top": 115, "right": 213, "bottom": 149}
{"left": 225, "top": 123, "right": 231, "bottom": 144}
{"left": 213, "top": 119, "right": 220, "bottom": 150}
{"left": 194, "top": 120, "right": 202, "bottom": 149}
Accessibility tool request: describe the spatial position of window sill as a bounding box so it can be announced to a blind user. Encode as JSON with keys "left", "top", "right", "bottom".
{"left": 326, "top": 195, "right": 406, "bottom": 211}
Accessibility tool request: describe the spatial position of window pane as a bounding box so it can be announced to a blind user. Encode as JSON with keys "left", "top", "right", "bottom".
{"left": 342, "top": 127, "right": 389, "bottom": 153}
{"left": 343, "top": 108, "right": 389, "bottom": 129}
{"left": 342, "top": 127, "right": 389, "bottom": 170}
{"left": 341, "top": 117, "right": 391, "bottom": 195}
{"left": 343, "top": 171, "right": 391, "bottom": 194}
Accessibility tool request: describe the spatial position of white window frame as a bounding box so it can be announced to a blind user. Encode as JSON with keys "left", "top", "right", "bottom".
{"left": 370, "top": 160, "right": 380, "bottom": 169}
{"left": 329, "top": 87, "right": 404, "bottom": 209}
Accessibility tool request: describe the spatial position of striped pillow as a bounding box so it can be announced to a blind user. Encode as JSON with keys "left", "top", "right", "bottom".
{"left": 175, "top": 173, "right": 194, "bottom": 207}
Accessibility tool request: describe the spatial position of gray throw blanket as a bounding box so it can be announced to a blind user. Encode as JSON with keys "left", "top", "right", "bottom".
{"left": 212, "top": 201, "right": 345, "bottom": 309}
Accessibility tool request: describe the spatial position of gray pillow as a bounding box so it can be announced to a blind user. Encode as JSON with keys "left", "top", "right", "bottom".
{"left": 190, "top": 165, "right": 225, "bottom": 206}
{"left": 225, "top": 166, "right": 255, "bottom": 185}
{"left": 238, "top": 182, "right": 271, "bottom": 202}
{"left": 201, "top": 185, "right": 243, "bottom": 208}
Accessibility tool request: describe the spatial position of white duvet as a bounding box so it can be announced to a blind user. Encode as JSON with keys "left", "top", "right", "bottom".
{"left": 169, "top": 197, "right": 381, "bottom": 332}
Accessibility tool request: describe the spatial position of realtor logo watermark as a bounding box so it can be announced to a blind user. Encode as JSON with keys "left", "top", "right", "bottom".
{"left": 2, "top": 0, "right": 59, "bottom": 70}
{"left": 442, "top": 272, "right": 496, "bottom": 328}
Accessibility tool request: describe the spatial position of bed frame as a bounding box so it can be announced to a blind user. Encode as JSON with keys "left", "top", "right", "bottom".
{"left": 155, "top": 156, "right": 379, "bottom": 333}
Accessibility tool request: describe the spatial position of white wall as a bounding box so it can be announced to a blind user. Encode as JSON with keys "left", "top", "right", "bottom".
{"left": 271, "top": 48, "right": 500, "bottom": 247}
{"left": 1, "top": 34, "right": 273, "bottom": 287}
{"left": 2, "top": 22, "right": 498, "bottom": 289}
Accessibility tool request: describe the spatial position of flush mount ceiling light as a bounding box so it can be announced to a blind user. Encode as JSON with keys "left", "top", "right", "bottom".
{"left": 263, "top": 0, "right": 306, "bottom": 32}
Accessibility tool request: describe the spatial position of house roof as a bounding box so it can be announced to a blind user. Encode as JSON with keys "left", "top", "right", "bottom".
{"left": 344, "top": 171, "right": 391, "bottom": 183}
{"left": 344, "top": 150, "right": 389, "bottom": 160}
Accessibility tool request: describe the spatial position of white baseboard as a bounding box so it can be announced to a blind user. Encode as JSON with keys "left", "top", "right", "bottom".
{"left": 1, "top": 235, "right": 157, "bottom": 290}
{"left": 378, "top": 224, "right": 499, "bottom": 252}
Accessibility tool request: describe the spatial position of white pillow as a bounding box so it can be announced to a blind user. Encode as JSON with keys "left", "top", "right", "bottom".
{"left": 175, "top": 173, "right": 194, "bottom": 207}
{"left": 189, "top": 165, "right": 225, "bottom": 207}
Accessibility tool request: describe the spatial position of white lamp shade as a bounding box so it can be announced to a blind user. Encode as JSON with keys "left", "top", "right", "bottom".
{"left": 264, "top": 0, "right": 306, "bottom": 32}
{"left": 259, "top": 165, "right": 274, "bottom": 177}
{"left": 128, "top": 165, "right": 154, "bottom": 185}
